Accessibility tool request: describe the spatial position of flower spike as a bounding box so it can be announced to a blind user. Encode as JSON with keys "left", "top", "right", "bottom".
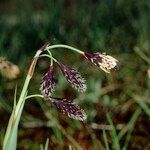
{"left": 58, "top": 62, "right": 87, "bottom": 92}
{"left": 40, "top": 66, "right": 56, "bottom": 97}
{"left": 84, "top": 52, "right": 118, "bottom": 73}
{"left": 50, "top": 97, "right": 87, "bottom": 121}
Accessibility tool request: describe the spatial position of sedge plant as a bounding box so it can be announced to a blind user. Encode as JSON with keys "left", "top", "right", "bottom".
{"left": 3, "top": 43, "right": 118, "bottom": 150}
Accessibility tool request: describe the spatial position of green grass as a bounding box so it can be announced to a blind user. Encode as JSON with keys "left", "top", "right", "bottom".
{"left": 102, "top": 130, "right": 110, "bottom": 150}
{"left": 106, "top": 114, "right": 120, "bottom": 150}
{"left": 0, "top": 0, "right": 150, "bottom": 149}
{"left": 40, "top": 138, "right": 49, "bottom": 150}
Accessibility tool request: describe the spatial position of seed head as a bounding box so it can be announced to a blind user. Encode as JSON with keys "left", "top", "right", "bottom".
{"left": 58, "top": 62, "right": 87, "bottom": 92}
{"left": 84, "top": 52, "right": 118, "bottom": 73}
{"left": 40, "top": 66, "right": 56, "bottom": 97}
{"left": 51, "top": 97, "right": 87, "bottom": 121}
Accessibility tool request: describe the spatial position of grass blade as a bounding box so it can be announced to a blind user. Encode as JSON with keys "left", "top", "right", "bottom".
{"left": 3, "top": 86, "right": 18, "bottom": 149}
{"left": 118, "top": 108, "right": 141, "bottom": 140}
{"left": 3, "top": 76, "right": 30, "bottom": 150}
{"left": 44, "top": 138, "right": 49, "bottom": 150}
{"left": 123, "top": 108, "right": 142, "bottom": 150}
{"left": 3, "top": 94, "right": 26, "bottom": 150}
{"left": 132, "top": 95, "right": 150, "bottom": 117}
{"left": 106, "top": 114, "right": 120, "bottom": 150}
{"left": 102, "top": 130, "right": 110, "bottom": 150}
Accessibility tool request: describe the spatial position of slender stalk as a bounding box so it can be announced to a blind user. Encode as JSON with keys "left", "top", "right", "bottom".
{"left": 106, "top": 114, "right": 120, "bottom": 150}
{"left": 3, "top": 49, "right": 42, "bottom": 150}
{"left": 134, "top": 47, "right": 150, "bottom": 64}
{"left": 14, "top": 76, "right": 31, "bottom": 117}
{"left": 14, "top": 49, "right": 41, "bottom": 117}
{"left": 46, "top": 50, "right": 54, "bottom": 66}
{"left": 102, "top": 130, "right": 110, "bottom": 150}
{"left": 123, "top": 108, "right": 142, "bottom": 150}
{"left": 25, "top": 94, "right": 44, "bottom": 100}
{"left": 40, "top": 54, "right": 58, "bottom": 62}
{"left": 47, "top": 44, "right": 84, "bottom": 55}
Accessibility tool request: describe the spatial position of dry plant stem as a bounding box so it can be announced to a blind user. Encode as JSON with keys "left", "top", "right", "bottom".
{"left": 85, "top": 125, "right": 104, "bottom": 149}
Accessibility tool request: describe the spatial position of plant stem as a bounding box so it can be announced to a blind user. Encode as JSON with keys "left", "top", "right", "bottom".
{"left": 102, "top": 130, "right": 110, "bottom": 150}
{"left": 46, "top": 49, "right": 56, "bottom": 66}
{"left": 14, "top": 76, "right": 30, "bottom": 117}
{"left": 3, "top": 49, "right": 42, "bottom": 150}
{"left": 40, "top": 54, "right": 58, "bottom": 62}
{"left": 49, "top": 51, "right": 54, "bottom": 66}
{"left": 106, "top": 114, "right": 120, "bottom": 150}
{"left": 14, "top": 49, "right": 42, "bottom": 117}
{"left": 25, "top": 94, "right": 44, "bottom": 100}
{"left": 47, "top": 44, "right": 84, "bottom": 55}
{"left": 123, "top": 108, "right": 141, "bottom": 150}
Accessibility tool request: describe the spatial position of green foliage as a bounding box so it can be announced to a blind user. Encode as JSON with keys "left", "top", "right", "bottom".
{"left": 40, "top": 138, "right": 49, "bottom": 150}
{"left": 102, "top": 129, "right": 110, "bottom": 150}
{"left": 0, "top": 0, "right": 150, "bottom": 149}
{"left": 106, "top": 114, "right": 120, "bottom": 150}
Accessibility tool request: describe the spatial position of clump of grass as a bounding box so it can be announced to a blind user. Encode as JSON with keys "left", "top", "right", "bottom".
{"left": 3, "top": 43, "right": 118, "bottom": 150}
{"left": 40, "top": 138, "right": 49, "bottom": 150}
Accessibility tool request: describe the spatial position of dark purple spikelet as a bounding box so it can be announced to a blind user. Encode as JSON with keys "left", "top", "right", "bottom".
{"left": 40, "top": 66, "right": 56, "bottom": 97}
{"left": 84, "top": 52, "right": 102, "bottom": 66}
{"left": 84, "top": 52, "right": 118, "bottom": 73}
{"left": 58, "top": 62, "right": 87, "bottom": 92}
{"left": 51, "top": 97, "right": 87, "bottom": 121}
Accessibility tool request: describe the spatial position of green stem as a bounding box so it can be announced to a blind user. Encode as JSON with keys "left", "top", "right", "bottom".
{"left": 14, "top": 49, "right": 42, "bottom": 117}
{"left": 25, "top": 94, "right": 44, "bottom": 100}
{"left": 40, "top": 54, "right": 58, "bottom": 62}
{"left": 49, "top": 51, "right": 53, "bottom": 66}
{"left": 14, "top": 75, "right": 31, "bottom": 117}
{"left": 3, "top": 50, "right": 42, "bottom": 150}
{"left": 46, "top": 50, "right": 55, "bottom": 66}
{"left": 102, "top": 130, "right": 110, "bottom": 150}
{"left": 47, "top": 44, "right": 84, "bottom": 55}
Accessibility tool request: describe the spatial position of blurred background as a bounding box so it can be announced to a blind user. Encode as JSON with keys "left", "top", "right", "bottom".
{"left": 0, "top": 0, "right": 150, "bottom": 149}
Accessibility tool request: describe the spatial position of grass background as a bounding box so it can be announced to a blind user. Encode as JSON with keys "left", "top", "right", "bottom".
{"left": 0, "top": 0, "right": 150, "bottom": 149}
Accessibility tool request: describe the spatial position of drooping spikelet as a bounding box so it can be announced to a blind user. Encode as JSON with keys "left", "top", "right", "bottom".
{"left": 84, "top": 52, "right": 118, "bottom": 73}
{"left": 40, "top": 66, "right": 56, "bottom": 97}
{"left": 50, "top": 97, "right": 87, "bottom": 121}
{"left": 0, "top": 57, "right": 20, "bottom": 80}
{"left": 58, "top": 62, "right": 87, "bottom": 92}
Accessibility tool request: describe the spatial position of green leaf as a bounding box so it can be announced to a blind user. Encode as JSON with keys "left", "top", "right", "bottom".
{"left": 132, "top": 95, "right": 150, "bottom": 117}
{"left": 102, "top": 130, "right": 110, "bottom": 150}
{"left": 106, "top": 114, "right": 120, "bottom": 150}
